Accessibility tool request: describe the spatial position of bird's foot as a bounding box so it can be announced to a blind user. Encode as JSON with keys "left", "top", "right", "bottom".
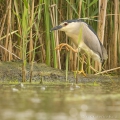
{"left": 73, "top": 70, "right": 86, "bottom": 77}
{"left": 55, "top": 43, "right": 78, "bottom": 53}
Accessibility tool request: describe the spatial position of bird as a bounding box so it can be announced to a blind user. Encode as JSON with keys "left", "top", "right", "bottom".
{"left": 51, "top": 19, "right": 108, "bottom": 74}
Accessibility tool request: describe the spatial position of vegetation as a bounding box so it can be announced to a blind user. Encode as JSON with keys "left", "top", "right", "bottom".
{"left": 0, "top": 0, "right": 120, "bottom": 81}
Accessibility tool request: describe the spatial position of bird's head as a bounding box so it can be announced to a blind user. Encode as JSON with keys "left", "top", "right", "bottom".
{"left": 51, "top": 19, "right": 83, "bottom": 33}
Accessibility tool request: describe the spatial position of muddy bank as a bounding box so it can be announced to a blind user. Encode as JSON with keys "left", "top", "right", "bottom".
{"left": 0, "top": 62, "right": 119, "bottom": 83}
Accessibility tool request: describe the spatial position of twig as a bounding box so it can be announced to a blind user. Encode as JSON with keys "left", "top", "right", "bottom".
{"left": 0, "top": 30, "right": 18, "bottom": 41}
{"left": 0, "top": 45, "right": 21, "bottom": 60}
{"left": 95, "top": 67, "right": 120, "bottom": 75}
{"left": 79, "top": 17, "right": 99, "bottom": 22}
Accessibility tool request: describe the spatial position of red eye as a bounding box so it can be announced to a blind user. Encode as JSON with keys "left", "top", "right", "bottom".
{"left": 64, "top": 23, "right": 68, "bottom": 26}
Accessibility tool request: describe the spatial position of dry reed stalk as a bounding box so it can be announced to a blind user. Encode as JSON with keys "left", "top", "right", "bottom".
{"left": 14, "top": 0, "right": 22, "bottom": 47}
{"left": 0, "top": 4, "right": 8, "bottom": 38}
{"left": 14, "top": 1, "right": 22, "bottom": 33}
{"left": 5, "top": 0, "right": 12, "bottom": 61}
{"left": 69, "top": 0, "right": 74, "bottom": 71}
{"left": 8, "top": 37, "right": 12, "bottom": 61}
{"left": 52, "top": 5, "right": 59, "bottom": 55}
{"left": 98, "top": 0, "right": 107, "bottom": 43}
{"left": 14, "top": 1, "right": 22, "bottom": 59}
{"left": 78, "top": 0, "right": 82, "bottom": 18}
{"left": 29, "top": 0, "right": 34, "bottom": 62}
{"left": 108, "top": 1, "right": 119, "bottom": 70}
{"left": 8, "top": 0, "right": 12, "bottom": 61}
{"left": 118, "top": 7, "right": 120, "bottom": 70}
{"left": 95, "top": 0, "right": 107, "bottom": 71}
{"left": 0, "top": 44, "right": 21, "bottom": 60}
{"left": 72, "top": 53, "right": 77, "bottom": 70}
{"left": 29, "top": 0, "right": 35, "bottom": 82}
{"left": 0, "top": 30, "right": 18, "bottom": 41}
{"left": 50, "top": 4, "right": 61, "bottom": 69}
{"left": 95, "top": 66, "right": 120, "bottom": 75}
{"left": 34, "top": 23, "right": 45, "bottom": 63}
{"left": 107, "top": 5, "right": 112, "bottom": 70}
{"left": 112, "top": 0, "right": 118, "bottom": 68}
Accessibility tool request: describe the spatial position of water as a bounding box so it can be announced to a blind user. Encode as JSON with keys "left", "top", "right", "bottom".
{"left": 0, "top": 81, "right": 120, "bottom": 120}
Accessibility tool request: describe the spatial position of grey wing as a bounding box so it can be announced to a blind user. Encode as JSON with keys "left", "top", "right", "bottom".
{"left": 99, "top": 42, "right": 108, "bottom": 60}
{"left": 82, "top": 23, "right": 103, "bottom": 60}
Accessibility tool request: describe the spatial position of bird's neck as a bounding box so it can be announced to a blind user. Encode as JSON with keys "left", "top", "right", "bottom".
{"left": 65, "top": 32, "right": 79, "bottom": 47}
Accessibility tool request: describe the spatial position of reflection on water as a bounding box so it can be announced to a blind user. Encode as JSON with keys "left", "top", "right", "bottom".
{"left": 0, "top": 82, "right": 120, "bottom": 120}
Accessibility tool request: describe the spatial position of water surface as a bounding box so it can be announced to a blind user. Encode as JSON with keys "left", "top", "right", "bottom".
{"left": 0, "top": 81, "right": 120, "bottom": 120}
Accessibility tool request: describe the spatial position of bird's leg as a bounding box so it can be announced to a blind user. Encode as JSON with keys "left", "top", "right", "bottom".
{"left": 55, "top": 43, "right": 78, "bottom": 53}
{"left": 73, "top": 53, "right": 86, "bottom": 77}
{"left": 78, "top": 54, "right": 86, "bottom": 76}
{"left": 56, "top": 43, "right": 86, "bottom": 77}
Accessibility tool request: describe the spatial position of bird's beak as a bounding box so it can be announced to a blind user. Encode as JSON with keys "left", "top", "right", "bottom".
{"left": 51, "top": 25, "right": 62, "bottom": 31}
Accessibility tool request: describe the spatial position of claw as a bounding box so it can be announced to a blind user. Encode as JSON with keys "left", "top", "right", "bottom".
{"left": 73, "top": 70, "right": 86, "bottom": 77}
{"left": 55, "top": 43, "right": 78, "bottom": 53}
{"left": 77, "top": 70, "right": 86, "bottom": 76}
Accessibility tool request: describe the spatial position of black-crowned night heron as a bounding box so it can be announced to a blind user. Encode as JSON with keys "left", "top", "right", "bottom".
{"left": 51, "top": 19, "right": 108, "bottom": 75}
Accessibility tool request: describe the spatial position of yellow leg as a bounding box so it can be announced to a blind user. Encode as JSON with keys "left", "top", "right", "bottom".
{"left": 78, "top": 54, "right": 86, "bottom": 76}
{"left": 73, "top": 70, "right": 86, "bottom": 77}
{"left": 73, "top": 54, "right": 86, "bottom": 77}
